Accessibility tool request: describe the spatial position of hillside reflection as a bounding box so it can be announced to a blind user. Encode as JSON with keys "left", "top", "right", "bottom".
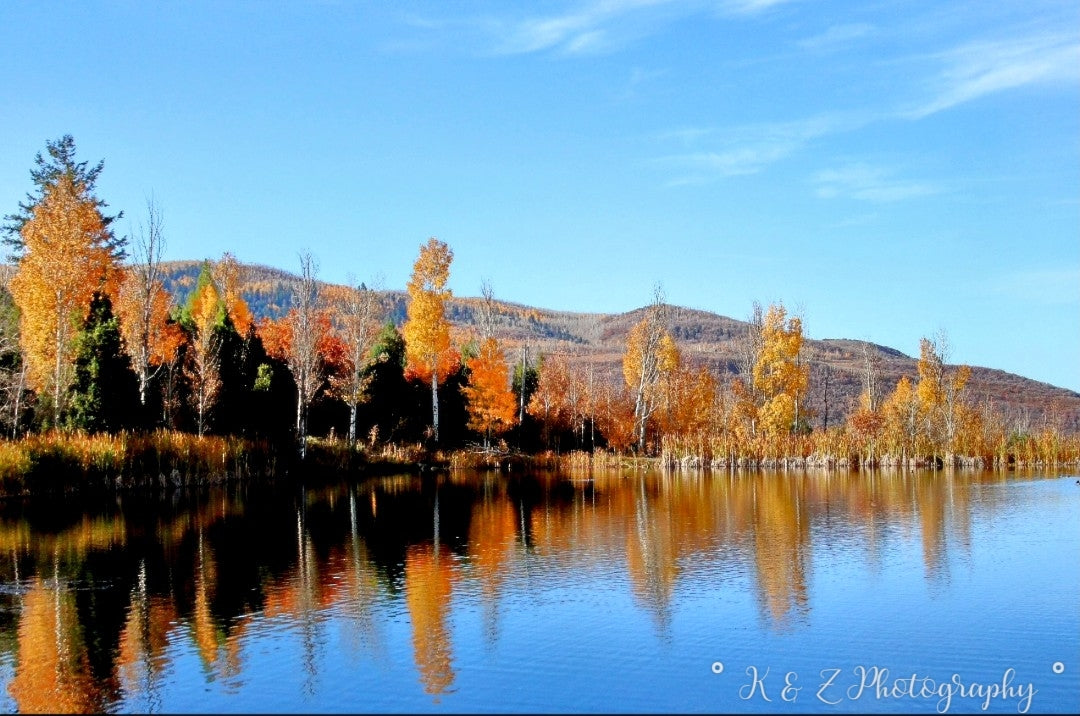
{"left": 0, "top": 468, "right": 1034, "bottom": 710}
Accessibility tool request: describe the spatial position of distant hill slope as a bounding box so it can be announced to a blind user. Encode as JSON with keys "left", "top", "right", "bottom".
{"left": 139, "top": 261, "right": 1080, "bottom": 432}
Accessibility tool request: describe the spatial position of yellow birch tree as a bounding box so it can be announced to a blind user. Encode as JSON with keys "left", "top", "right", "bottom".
{"left": 623, "top": 287, "right": 680, "bottom": 453}
{"left": 752, "top": 303, "right": 808, "bottom": 440}
{"left": 186, "top": 279, "right": 223, "bottom": 436}
{"left": 10, "top": 174, "right": 115, "bottom": 425}
{"left": 403, "top": 238, "right": 454, "bottom": 443}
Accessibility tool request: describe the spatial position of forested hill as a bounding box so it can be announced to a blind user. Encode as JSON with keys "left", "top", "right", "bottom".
{"left": 151, "top": 260, "right": 1077, "bottom": 433}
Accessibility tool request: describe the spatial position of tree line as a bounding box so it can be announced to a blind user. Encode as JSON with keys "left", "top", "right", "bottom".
{"left": 1, "top": 136, "right": 1075, "bottom": 469}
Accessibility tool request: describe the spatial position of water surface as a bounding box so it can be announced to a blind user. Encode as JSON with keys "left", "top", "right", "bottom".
{"left": 0, "top": 468, "right": 1076, "bottom": 713}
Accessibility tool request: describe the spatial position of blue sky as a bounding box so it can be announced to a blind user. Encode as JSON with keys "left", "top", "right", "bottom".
{"left": 2, "top": 0, "right": 1078, "bottom": 390}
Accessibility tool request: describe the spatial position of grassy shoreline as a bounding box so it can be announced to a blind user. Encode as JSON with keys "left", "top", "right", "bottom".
{"left": 1, "top": 431, "right": 1076, "bottom": 498}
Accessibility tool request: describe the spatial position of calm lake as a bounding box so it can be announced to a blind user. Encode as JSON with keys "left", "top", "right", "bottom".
{"left": 0, "top": 468, "right": 1076, "bottom": 713}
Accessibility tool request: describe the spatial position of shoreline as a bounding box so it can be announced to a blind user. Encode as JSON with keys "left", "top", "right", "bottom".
{"left": 1, "top": 431, "right": 1076, "bottom": 498}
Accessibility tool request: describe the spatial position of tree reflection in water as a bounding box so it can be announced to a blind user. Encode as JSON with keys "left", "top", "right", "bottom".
{"left": 0, "top": 468, "right": 1037, "bottom": 709}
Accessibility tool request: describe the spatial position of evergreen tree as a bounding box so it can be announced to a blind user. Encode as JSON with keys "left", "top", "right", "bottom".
{"left": 67, "top": 293, "right": 139, "bottom": 432}
{"left": 511, "top": 359, "right": 542, "bottom": 450}
{"left": 357, "top": 322, "right": 423, "bottom": 444}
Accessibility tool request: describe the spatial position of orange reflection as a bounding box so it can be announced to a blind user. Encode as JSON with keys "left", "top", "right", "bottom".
{"left": 746, "top": 475, "right": 810, "bottom": 627}
{"left": 405, "top": 543, "right": 457, "bottom": 696}
{"left": 468, "top": 485, "right": 518, "bottom": 642}
{"left": 7, "top": 578, "right": 103, "bottom": 714}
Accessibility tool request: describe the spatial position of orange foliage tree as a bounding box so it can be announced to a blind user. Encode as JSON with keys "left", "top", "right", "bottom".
{"left": 213, "top": 252, "right": 254, "bottom": 337}
{"left": 10, "top": 174, "right": 117, "bottom": 425}
{"left": 847, "top": 391, "right": 884, "bottom": 466}
{"left": 659, "top": 364, "right": 720, "bottom": 461}
{"left": 527, "top": 353, "right": 574, "bottom": 451}
{"left": 594, "top": 380, "right": 636, "bottom": 454}
{"left": 462, "top": 337, "right": 517, "bottom": 447}
{"left": 402, "top": 238, "right": 454, "bottom": 443}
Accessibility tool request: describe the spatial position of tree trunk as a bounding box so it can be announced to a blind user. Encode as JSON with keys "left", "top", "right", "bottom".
{"left": 296, "top": 384, "right": 307, "bottom": 459}
{"left": 518, "top": 343, "right": 526, "bottom": 428}
{"left": 431, "top": 370, "right": 440, "bottom": 444}
{"left": 348, "top": 401, "right": 358, "bottom": 446}
{"left": 53, "top": 314, "right": 64, "bottom": 427}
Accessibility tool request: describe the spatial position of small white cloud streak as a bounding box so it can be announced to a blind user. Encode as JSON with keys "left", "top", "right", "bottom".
{"left": 797, "top": 23, "right": 874, "bottom": 51}
{"left": 494, "top": 0, "right": 678, "bottom": 55}
{"left": 659, "top": 112, "right": 872, "bottom": 179}
{"left": 907, "top": 33, "right": 1080, "bottom": 118}
{"left": 723, "top": 0, "right": 797, "bottom": 14}
{"left": 812, "top": 163, "right": 939, "bottom": 203}
{"left": 489, "top": 0, "right": 797, "bottom": 56}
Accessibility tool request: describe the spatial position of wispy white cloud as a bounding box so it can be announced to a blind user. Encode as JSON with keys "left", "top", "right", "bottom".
{"left": 492, "top": 0, "right": 678, "bottom": 56}
{"left": 812, "top": 163, "right": 939, "bottom": 202}
{"left": 659, "top": 112, "right": 872, "bottom": 180}
{"left": 797, "top": 23, "right": 874, "bottom": 51}
{"left": 721, "top": 0, "right": 797, "bottom": 14}
{"left": 484, "top": 0, "right": 797, "bottom": 56}
{"left": 658, "top": 28, "right": 1079, "bottom": 185}
{"left": 907, "top": 32, "right": 1080, "bottom": 118}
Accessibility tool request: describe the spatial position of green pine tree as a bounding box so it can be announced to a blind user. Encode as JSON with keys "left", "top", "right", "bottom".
{"left": 67, "top": 293, "right": 140, "bottom": 432}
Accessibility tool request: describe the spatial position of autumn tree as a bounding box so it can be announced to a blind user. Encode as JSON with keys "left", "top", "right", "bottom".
{"left": 9, "top": 174, "right": 118, "bottom": 426}
{"left": 594, "top": 379, "right": 636, "bottom": 454}
{"left": 752, "top": 303, "right": 808, "bottom": 439}
{"left": 213, "top": 252, "right": 254, "bottom": 337}
{"left": 738, "top": 301, "right": 765, "bottom": 402}
{"left": 184, "top": 267, "right": 223, "bottom": 436}
{"left": 847, "top": 342, "right": 885, "bottom": 465}
{"left": 882, "top": 376, "right": 922, "bottom": 464}
{"left": 659, "top": 364, "right": 721, "bottom": 461}
{"left": 462, "top": 337, "right": 518, "bottom": 448}
{"left": 623, "top": 286, "right": 680, "bottom": 453}
{"left": 460, "top": 282, "right": 517, "bottom": 448}
{"left": 115, "top": 197, "right": 179, "bottom": 411}
{"left": 3, "top": 135, "right": 124, "bottom": 261}
{"left": 728, "top": 376, "right": 761, "bottom": 458}
{"left": 848, "top": 391, "right": 884, "bottom": 467}
{"left": 916, "top": 332, "right": 971, "bottom": 462}
{"left": 327, "top": 279, "right": 383, "bottom": 445}
{"left": 285, "top": 252, "right": 323, "bottom": 457}
{"left": 402, "top": 238, "right": 454, "bottom": 444}
{"left": 527, "top": 354, "right": 572, "bottom": 451}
